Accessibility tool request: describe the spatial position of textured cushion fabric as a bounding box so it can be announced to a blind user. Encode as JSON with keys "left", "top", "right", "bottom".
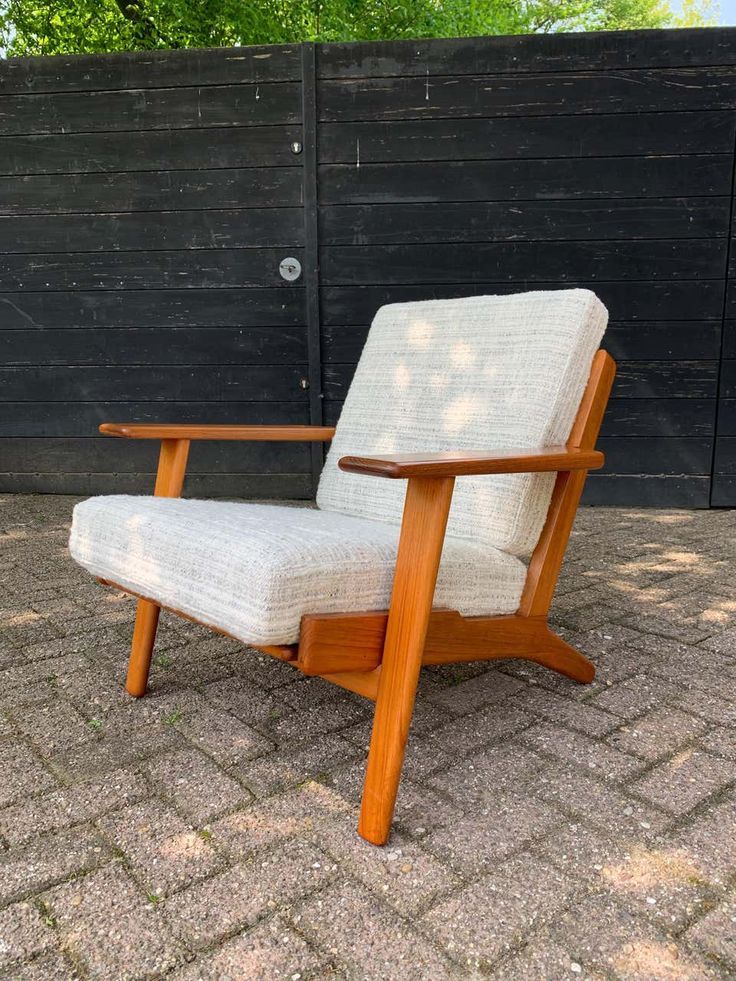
{"left": 69, "top": 496, "right": 527, "bottom": 645}
{"left": 317, "top": 289, "right": 607, "bottom": 557}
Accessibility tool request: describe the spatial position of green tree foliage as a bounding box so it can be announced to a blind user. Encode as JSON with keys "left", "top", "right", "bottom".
{"left": 0, "top": 0, "right": 718, "bottom": 57}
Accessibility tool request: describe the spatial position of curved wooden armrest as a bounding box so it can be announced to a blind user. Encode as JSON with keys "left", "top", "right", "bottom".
{"left": 338, "top": 446, "right": 604, "bottom": 479}
{"left": 99, "top": 424, "right": 336, "bottom": 441}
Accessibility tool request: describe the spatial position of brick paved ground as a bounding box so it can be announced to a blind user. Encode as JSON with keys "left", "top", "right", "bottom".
{"left": 1, "top": 494, "right": 735, "bottom": 980}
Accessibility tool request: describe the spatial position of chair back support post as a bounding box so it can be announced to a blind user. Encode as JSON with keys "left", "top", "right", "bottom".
{"left": 518, "top": 349, "right": 616, "bottom": 618}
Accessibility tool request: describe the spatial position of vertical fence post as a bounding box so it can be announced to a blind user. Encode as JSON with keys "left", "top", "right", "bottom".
{"left": 301, "top": 41, "right": 324, "bottom": 494}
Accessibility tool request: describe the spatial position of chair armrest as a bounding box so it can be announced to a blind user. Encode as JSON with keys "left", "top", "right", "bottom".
{"left": 338, "top": 446, "right": 604, "bottom": 479}
{"left": 99, "top": 424, "right": 336, "bottom": 441}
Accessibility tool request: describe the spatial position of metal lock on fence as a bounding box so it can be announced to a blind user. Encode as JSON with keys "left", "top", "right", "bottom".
{"left": 279, "top": 257, "right": 302, "bottom": 282}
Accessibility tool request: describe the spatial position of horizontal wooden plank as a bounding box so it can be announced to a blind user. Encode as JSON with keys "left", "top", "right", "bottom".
{"left": 0, "top": 248, "right": 305, "bottom": 291}
{"left": 317, "top": 29, "right": 736, "bottom": 78}
{"left": 715, "top": 399, "right": 736, "bottom": 435}
{"left": 717, "top": 360, "right": 736, "bottom": 398}
{"left": 320, "top": 282, "right": 726, "bottom": 325}
{"left": 322, "top": 361, "right": 719, "bottom": 401}
{"left": 0, "top": 288, "right": 304, "bottom": 328}
{"left": 598, "top": 437, "right": 712, "bottom": 474}
{"left": 319, "top": 241, "right": 725, "bottom": 287}
{"left": 0, "top": 83, "right": 300, "bottom": 136}
{"left": 0, "top": 437, "right": 310, "bottom": 474}
{"left": 0, "top": 401, "right": 310, "bottom": 438}
{"left": 321, "top": 322, "right": 723, "bottom": 363}
{"left": 0, "top": 209, "right": 304, "bottom": 254}
{"left": 723, "top": 320, "right": 736, "bottom": 358}
{"left": 0, "top": 366, "right": 309, "bottom": 402}
{"left": 0, "top": 472, "right": 312, "bottom": 498}
{"left": 318, "top": 112, "right": 736, "bottom": 164}
{"left": 0, "top": 167, "right": 303, "bottom": 215}
{"left": 0, "top": 127, "right": 302, "bottom": 176}
{"left": 0, "top": 45, "right": 301, "bottom": 94}
{"left": 601, "top": 399, "right": 716, "bottom": 437}
{"left": 714, "top": 436, "right": 736, "bottom": 473}
{"left": 319, "top": 156, "right": 732, "bottom": 205}
{"left": 0, "top": 327, "right": 307, "bottom": 366}
{"left": 583, "top": 473, "right": 710, "bottom": 507}
{"left": 320, "top": 199, "right": 730, "bottom": 246}
{"left": 319, "top": 69, "right": 736, "bottom": 123}
{"left": 711, "top": 474, "right": 736, "bottom": 505}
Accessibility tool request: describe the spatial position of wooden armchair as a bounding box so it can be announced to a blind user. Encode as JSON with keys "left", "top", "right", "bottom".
{"left": 69, "top": 289, "right": 615, "bottom": 845}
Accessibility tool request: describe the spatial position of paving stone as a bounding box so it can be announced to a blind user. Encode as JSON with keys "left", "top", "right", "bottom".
{"left": 666, "top": 794, "right": 736, "bottom": 886}
{"left": 548, "top": 894, "right": 720, "bottom": 980}
{"left": 145, "top": 747, "right": 252, "bottom": 824}
{"left": 590, "top": 674, "right": 684, "bottom": 720}
{"left": 608, "top": 707, "right": 708, "bottom": 762}
{"left": 172, "top": 699, "right": 273, "bottom": 766}
{"left": 296, "top": 878, "right": 458, "bottom": 980}
{"left": 8, "top": 698, "right": 98, "bottom": 757}
{"left": 425, "top": 791, "right": 563, "bottom": 877}
{"left": 429, "top": 742, "right": 544, "bottom": 806}
{"left": 673, "top": 690, "right": 736, "bottom": 728}
{"left": 44, "top": 864, "right": 183, "bottom": 980}
{"left": 0, "top": 826, "right": 112, "bottom": 906}
{"left": 97, "top": 799, "right": 222, "bottom": 897}
{"left": 493, "top": 935, "right": 608, "bottom": 981}
{"left": 423, "top": 852, "right": 583, "bottom": 970}
{"left": 0, "top": 742, "right": 57, "bottom": 808}
{"left": 0, "top": 766, "right": 147, "bottom": 846}
{"left": 169, "top": 914, "right": 330, "bottom": 981}
{"left": 236, "top": 734, "right": 361, "bottom": 798}
{"left": 0, "top": 950, "right": 81, "bottom": 980}
{"left": 699, "top": 725, "right": 736, "bottom": 759}
{"left": 686, "top": 895, "right": 736, "bottom": 968}
{"left": 519, "top": 720, "right": 645, "bottom": 781}
{"left": 0, "top": 901, "right": 55, "bottom": 972}
{"left": 269, "top": 697, "right": 369, "bottom": 744}
{"left": 199, "top": 676, "right": 286, "bottom": 726}
{"left": 513, "top": 687, "right": 619, "bottom": 737}
{"left": 632, "top": 749, "right": 735, "bottom": 816}
{"left": 165, "top": 840, "right": 333, "bottom": 949}
{"left": 425, "top": 669, "right": 525, "bottom": 715}
{"left": 424, "top": 701, "right": 534, "bottom": 761}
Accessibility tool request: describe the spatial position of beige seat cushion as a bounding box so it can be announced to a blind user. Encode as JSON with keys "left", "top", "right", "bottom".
{"left": 317, "top": 289, "right": 607, "bottom": 557}
{"left": 69, "top": 496, "right": 527, "bottom": 645}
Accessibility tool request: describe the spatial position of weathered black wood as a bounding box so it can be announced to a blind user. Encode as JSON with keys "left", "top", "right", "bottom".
{"left": 317, "top": 29, "right": 736, "bottom": 78}
{"left": 717, "top": 359, "right": 736, "bottom": 397}
{"left": 319, "top": 156, "right": 732, "bottom": 205}
{"left": 320, "top": 199, "right": 730, "bottom": 246}
{"left": 0, "top": 209, "right": 304, "bottom": 253}
{"left": 321, "top": 322, "right": 722, "bottom": 363}
{"left": 0, "top": 366, "right": 309, "bottom": 402}
{"left": 0, "top": 45, "right": 301, "bottom": 93}
{"left": 714, "top": 436, "right": 736, "bottom": 472}
{"left": 716, "top": 399, "right": 736, "bottom": 434}
{"left": 0, "top": 472, "right": 313, "bottom": 498}
{"left": 602, "top": 400, "right": 717, "bottom": 437}
{"left": 0, "top": 401, "right": 310, "bottom": 437}
{"left": 711, "top": 474, "right": 736, "bottom": 505}
{"left": 0, "top": 327, "right": 308, "bottom": 366}
{"left": 598, "top": 437, "right": 713, "bottom": 474}
{"left": 319, "top": 241, "right": 725, "bottom": 286}
{"left": 0, "top": 127, "right": 302, "bottom": 177}
{"left": 318, "top": 113, "right": 736, "bottom": 163}
{"left": 320, "top": 282, "right": 726, "bottom": 325}
{"left": 584, "top": 474, "right": 711, "bottom": 507}
{"left": 319, "top": 69, "right": 736, "bottom": 123}
{"left": 0, "top": 438, "right": 312, "bottom": 474}
{"left": 0, "top": 249, "right": 305, "bottom": 291}
{"left": 0, "top": 168, "right": 303, "bottom": 215}
{"left": 0, "top": 83, "right": 301, "bottom": 136}
{"left": 0, "top": 289, "right": 304, "bottom": 328}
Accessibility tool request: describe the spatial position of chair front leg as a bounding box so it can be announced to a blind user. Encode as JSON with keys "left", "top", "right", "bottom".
{"left": 358, "top": 476, "right": 455, "bottom": 845}
{"left": 125, "top": 438, "right": 190, "bottom": 698}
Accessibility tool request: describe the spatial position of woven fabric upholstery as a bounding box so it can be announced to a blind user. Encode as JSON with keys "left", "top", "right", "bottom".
{"left": 317, "top": 289, "right": 607, "bottom": 557}
{"left": 69, "top": 496, "right": 526, "bottom": 645}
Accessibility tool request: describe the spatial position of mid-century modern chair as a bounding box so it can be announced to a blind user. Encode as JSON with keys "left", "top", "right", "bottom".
{"left": 70, "top": 288, "right": 615, "bottom": 845}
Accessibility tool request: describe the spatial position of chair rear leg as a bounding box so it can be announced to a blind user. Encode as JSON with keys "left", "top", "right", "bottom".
{"left": 358, "top": 476, "right": 455, "bottom": 846}
{"left": 126, "top": 599, "right": 161, "bottom": 697}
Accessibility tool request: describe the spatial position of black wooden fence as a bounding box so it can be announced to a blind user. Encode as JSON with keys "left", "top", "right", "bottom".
{"left": 1, "top": 27, "right": 736, "bottom": 506}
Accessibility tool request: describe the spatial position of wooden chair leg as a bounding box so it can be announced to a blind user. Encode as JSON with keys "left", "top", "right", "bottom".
{"left": 358, "top": 476, "right": 455, "bottom": 846}
{"left": 124, "top": 437, "right": 190, "bottom": 698}
{"left": 126, "top": 599, "right": 161, "bottom": 697}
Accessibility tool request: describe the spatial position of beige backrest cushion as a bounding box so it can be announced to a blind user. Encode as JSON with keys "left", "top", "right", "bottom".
{"left": 317, "top": 289, "right": 607, "bottom": 558}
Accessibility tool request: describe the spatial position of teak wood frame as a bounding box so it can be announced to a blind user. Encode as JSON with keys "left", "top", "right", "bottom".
{"left": 98, "top": 349, "right": 616, "bottom": 845}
